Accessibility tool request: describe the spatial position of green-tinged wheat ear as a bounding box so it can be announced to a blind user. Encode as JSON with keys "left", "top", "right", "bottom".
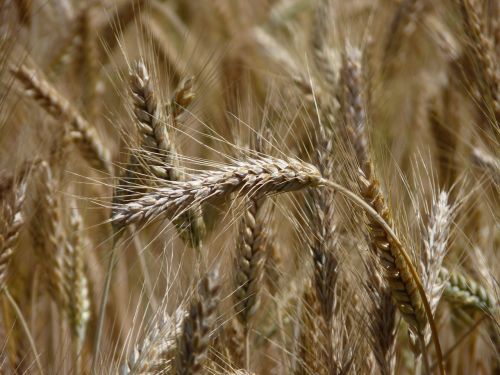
{"left": 175, "top": 268, "right": 221, "bottom": 375}
{"left": 0, "top": 181, "right": 27, "bottom": 290}
{"left": 11, "top": 64, "right": 112, "bottom": 174}
{"left": 440, "top": 268, "right": 496, "bottom": 313}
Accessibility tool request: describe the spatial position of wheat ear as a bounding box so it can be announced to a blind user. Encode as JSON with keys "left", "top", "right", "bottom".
{"left": 31, "top": 161, "right": 68, "bottom": 311}
{"left": 64, "top": 208, "right": 90, "bottom": 360}
{"left": 337, "top": 46, "right": 441, "bottom": 373}
{"left": 364, "top": 263, "right": 397, "bottom": 375}
{"left": 122, "top": 308, "right": 185, "bottom": 375}
{"left": 11, "top": 65, "right": 112, "bottom": 174}
{"left": 295, "top": 283, "right": 328, "bottom": 375}
{"left": 233, "top": 196, "right": 269, "bottom": 327}
{"left": 410, "top": 190, "right": 454, "bottom": 356}
{"left": 0, "top": 180, "right": 26, "bottom": 290}
{"left": 175, "top": 268, "right": 221, "bottom": 375}
{"left": 440, "top": 268, "right": 496, "bottom": 313}
{"left": 471, "top": 147, "right": 500, "bottom": 185}
{"left": 457, "top": 0, "right": 499, "bottom": 126}
{"left": 125, "top": 60, "right": 206, "bottom": 249}
{"left": 307, "top": 124, "right": 339, "bottom": 326}
{"left": 111, "top": 156, "right": 321, "bottom": 228}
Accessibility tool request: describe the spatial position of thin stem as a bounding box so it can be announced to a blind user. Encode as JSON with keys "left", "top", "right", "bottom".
{"left": 91, "top": 235, "right": 119, "bottom": 375}
{"left": 419, "top": 334, "right": 431, "bottom": 375}
{"left": 431, "top": 315, "right": 487, "bottom": 371}
{"left": 4, "top": 289, "right": 44, "bottom": 375}
{"left": 320, "top": 178, "right": 446, "bottom": 375}
{"left": 131, "top": 226, "right": 158, "bottom": 311}
{"left": 245, "top": 328, "right": 250, "bottom": 370}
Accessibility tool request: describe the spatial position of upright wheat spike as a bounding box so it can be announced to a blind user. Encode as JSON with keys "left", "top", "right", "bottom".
{"left": 175, "top": 268, "right": 221, "bottom": 375}
{"left": 233, "top": 131, "right": 276, "bottom": 331}
{"left": 0, "top": 181, "right": 26, "bottom": 290}
{"left": 169, "top": 76, "right": 195, "bottom": 124}
{"left": 76, "top": 4, "right": 100, "bottom": 121}
{"left": 31, "top": 161, "right": 68, "bottom": 311}
{"left": 364, "top": 262, "right": 397, "bottom": 375}
{"left": 124, "top": 60, "right": 205, "bottom": 249}
{"left": 11, "top": 64, "right": 112, "bottom": 174}
{"left": 420, "top": 191, "right": 454, "bottom": 315}
{"left": 311, "top": 0, "right": 337, "bottom": 92}
{"left": 233, "top": 195, "right": 269, "bottom": 328}
{"left": 383, "top": 0, "right": 426, "bottom": 67}
{"left": 306, "top": 124, "right": 339, "bottom": 326}
{"left": 410, "top": 191, "right": 454, "bottom": 353}
{"left": 457, "top": 0, "right": 499, "bottom": 127}
{"left": 64, "top": 209, "right": 90, "bottom": 355}
{"left": 130, "top": 60, "right": 177, "bottom": 180}
{"left": 338, "top": 46, "right": 428, "bottom": 352}
{"left": 295, "top": 283, "right": 327, "bottom": 375}
{"left": 122, "top": 308, "right": 185, "bottom": 375}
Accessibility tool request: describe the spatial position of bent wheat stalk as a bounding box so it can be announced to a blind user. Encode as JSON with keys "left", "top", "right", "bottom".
{"left": 109, "top": 154, "right": 445, "bottom": 374}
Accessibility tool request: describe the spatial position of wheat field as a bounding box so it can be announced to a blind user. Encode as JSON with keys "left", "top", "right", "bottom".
{"left": 0, "top": 0, "right": 498, "bottom": 374}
